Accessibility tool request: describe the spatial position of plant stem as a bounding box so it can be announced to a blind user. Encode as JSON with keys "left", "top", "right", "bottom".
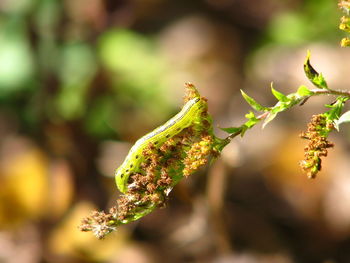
{"left": 311, "top": 88, "right": 350, "bottom": 98}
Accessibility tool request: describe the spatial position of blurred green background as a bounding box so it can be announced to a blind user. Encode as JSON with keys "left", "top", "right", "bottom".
{"left": 1, "top": 0, "right": 350, "bottom": 262}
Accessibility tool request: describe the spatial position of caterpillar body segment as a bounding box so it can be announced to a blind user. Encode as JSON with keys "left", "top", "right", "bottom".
{"left": 115, "top": 97, "right": 206, "bottom": 193}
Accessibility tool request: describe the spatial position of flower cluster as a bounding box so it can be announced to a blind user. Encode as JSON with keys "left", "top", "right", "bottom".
{"left": 299, "top": 114, "right": 334, "bottom": 179}
{"left": 183, "top": 134, "right": 216, "bottom": 177}
{"left": 79, "top": 207, "right": 118, "bottom": 239}
{"left": 339, "top": 0, "right": 350, "bottom": 47}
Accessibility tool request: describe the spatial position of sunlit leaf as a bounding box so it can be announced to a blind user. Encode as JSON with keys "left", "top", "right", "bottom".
{"left": 220, "top": 126, "right": 241, "bottom": 134}
{"left": 240, "top": 90, "right": 266, "bottom": 111}
{"left": 303, "top": 51, "right": 328, "bottom": 89}
{"left": 271, "top": 86, "right": 289, "bottom": 102}
{"left": 297, "top": 85, "right": 314, "bottom": 97}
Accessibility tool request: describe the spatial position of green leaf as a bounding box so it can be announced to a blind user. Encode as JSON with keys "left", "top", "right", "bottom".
{"left": 304, "top": 51, "right": 318, "bottom": 80}
{"left": 245, "top": 119, "right": 259, "bottom": 128}
{"left": 303, "top": 51, "right": 328, "bottom": 89}
{"left": 220, "top": 126, "right": 241, "bottom": 134}
{"left": 271, "top": 86, "right": 288, "bottom": 102}
{"left": 324, "top": 97, "right": 348, "bottom": 121}
{"left": 245, "top": 111, "right": 256, "bottom": 119}
{"left": 244, "top": 111, "right": 259, "bottom": 128}
{"left": 222, "top": 111, "right": 262, "bottom": 137}
{"left": 313, "top": 73, "right": 328, "bottom": 90}
{"left": 240, "top": 125, "right": 249, "bottom": 137}
{"left": 297, "top": 85, "right": 314, "bottom": 97}
{"left": 240, "top": 90, "right": 266, "bottom": 111}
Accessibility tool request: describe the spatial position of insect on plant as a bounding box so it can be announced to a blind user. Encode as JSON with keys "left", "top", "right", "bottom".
{"left": 79, "top": 1, "right": 350, "bottom": 239}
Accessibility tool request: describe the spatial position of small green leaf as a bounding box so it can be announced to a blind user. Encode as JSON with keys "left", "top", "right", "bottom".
{"left": 271, "top": 86, "right": 288, "bottom": 102}
{"left": 245, "top": 111, "right": 256, "bottom": 119}
{"left": 245, "top": 112, "right": 259, "bottom": 128}
{"left": 297, "top": 85, "right": 314, "bottom": 97}
{"left": 240, "top": 125, "right": 249, "bottom": 137}
{"left": 304, "top": 51, "right": 318, "bottom": 80}
{"left": 324, "top": 97, "right": 348, "bottom": 121}
{"left": 220, "top": 126, "right": 241, "bottom": 134}
{"left": 245, "top": 119, "right": 258, "bottom": 128}
{"left": 303, "top": 51, "right": 328, "bottom": 89}
{"left": 240, "top": 90, "right": 266, "bottom": 111}
{"left": 313, "top": 73, "right": 328, "bottom": 90}
{"left": 337, "top": 110, "right": 350, "bottom": 126}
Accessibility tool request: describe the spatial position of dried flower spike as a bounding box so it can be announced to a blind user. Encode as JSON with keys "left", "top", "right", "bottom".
{"left": 299, "top": 114, "right": 334, "bottom": 179}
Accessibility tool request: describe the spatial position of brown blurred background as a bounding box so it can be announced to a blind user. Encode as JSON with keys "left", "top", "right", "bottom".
{"left": 1, "top": 0, "right": 350, "bottom": 262}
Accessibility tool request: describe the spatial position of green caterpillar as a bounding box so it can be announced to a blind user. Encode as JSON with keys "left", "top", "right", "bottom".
{"left": 115, "top": 96, "right": 206, "bottom": 193}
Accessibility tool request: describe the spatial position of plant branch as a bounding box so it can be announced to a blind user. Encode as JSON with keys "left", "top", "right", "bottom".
{"left": 223, "top": 87, "right": 350, "bottom": 142}
{"left": 310, "top": 88, "right": 350, "bottom": 97}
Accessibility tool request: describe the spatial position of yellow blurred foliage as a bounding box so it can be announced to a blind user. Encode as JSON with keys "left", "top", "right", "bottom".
{"left": 0, "top": 138, "right": 49, "bottom": 227}
{"left": 0, "top": 137, "right": 74, "bottom": 228}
